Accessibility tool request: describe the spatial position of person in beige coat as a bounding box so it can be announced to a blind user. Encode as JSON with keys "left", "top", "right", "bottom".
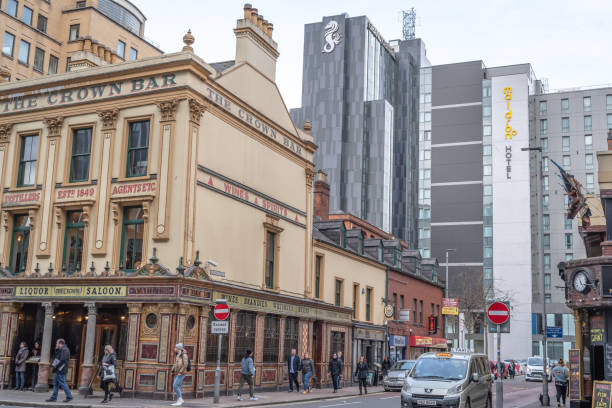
{"left": 170, "top": 343, "right": 189, "bottom": 406}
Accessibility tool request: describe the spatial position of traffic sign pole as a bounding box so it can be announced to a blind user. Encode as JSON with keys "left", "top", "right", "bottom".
{"left": 487, "top": 302, "right": 510, "bottom": 408}
{"left": 213, "top": 299, "right": 228, "bottom": 404}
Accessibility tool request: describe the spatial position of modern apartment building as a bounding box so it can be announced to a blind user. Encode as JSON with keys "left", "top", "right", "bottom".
{"left": 291, "top": 14, "right": 427, "bottom": 247}
{"left": 530, "top": 86, "right": 612, "bottom": 360}
{"left": 0, "top": 0, "right": 161, "bottom": 80}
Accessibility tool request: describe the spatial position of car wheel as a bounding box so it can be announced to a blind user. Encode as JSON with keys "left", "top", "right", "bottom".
{"left": 384, "top": 387, "right": 389, "bottom": 392}
{"left": 486, "top": 394, "right": 492, "bottom": 408}
{"left": 466, "top": 398, "right": 471, "bottom": 408}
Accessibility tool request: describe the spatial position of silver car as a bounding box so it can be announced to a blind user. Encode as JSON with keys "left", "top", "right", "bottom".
{"left": 383, "top": 360, "right": 415, "bottom": 391}
{"left": 401, "top": 352, "right": 493, "bottom": 408}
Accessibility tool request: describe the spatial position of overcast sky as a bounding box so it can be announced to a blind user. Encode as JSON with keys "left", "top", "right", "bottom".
{"left": 133, "top": 0, "right": 612, "bottom": 110}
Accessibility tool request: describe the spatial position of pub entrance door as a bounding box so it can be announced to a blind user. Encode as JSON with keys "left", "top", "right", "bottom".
{"left": 79, "top": 323, "right": 118, "bottom": 390}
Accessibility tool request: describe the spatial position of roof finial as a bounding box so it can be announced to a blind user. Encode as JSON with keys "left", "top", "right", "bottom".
{"left": 183, "top": 29, "right": 195, "bottom": 52}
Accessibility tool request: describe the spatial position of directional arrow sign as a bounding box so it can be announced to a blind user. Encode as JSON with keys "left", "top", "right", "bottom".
{"left": 487, "top": 302, "right": 510, "bottom": 325}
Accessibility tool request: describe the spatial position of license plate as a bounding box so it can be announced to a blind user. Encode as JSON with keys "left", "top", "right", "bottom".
{"left": 416, "top": 400, "right": 437, "bottom": 406}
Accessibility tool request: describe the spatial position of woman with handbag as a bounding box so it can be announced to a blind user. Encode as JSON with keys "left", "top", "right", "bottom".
{"left": 100, "top": 345, "right": 117, "bottom": 404}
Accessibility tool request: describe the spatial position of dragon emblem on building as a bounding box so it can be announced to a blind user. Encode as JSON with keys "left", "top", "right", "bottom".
{"left": 322, "top": 20, "right": 342, "bottom": 53}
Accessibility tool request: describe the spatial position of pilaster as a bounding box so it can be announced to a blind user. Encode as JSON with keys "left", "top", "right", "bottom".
{"left": 35, "top": 302, "right": 54, "bottom": 392}
{"left": 92, "top": 109, "right": 118, "bottom": 256}
{"left": 0, "top": 124, "right": 12, "bottom": 262}
{"left": 304, "top": 167, "right": 315, "bottom": 296}
{"left": 78, "top": 302, "right": 97, "bottom": 394}
{"left": 254, "top": 312, "right": 265, "bottom": 385}
{"left": 37, "top": 117, "right": 63, "bottom": 259}
{"left": 153, "top": 99, "right": 180, "bottom": 241}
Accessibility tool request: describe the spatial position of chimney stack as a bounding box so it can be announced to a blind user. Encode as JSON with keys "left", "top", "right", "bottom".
{"left": 234, "top": 4, "right": 279, "bottom": 81}
{"left": 314, "top": 171, "right": 330, "bottom": 221}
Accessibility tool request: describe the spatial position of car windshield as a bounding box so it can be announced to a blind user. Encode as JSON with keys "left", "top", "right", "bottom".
{"left": 528, "top": 357, "right": 543, "bottom": 366}
{"left": 392, "top": 361, "right": 414, "bottom": 370}
{"left": 411, "top": 357, "right": 468, "bottom": 381}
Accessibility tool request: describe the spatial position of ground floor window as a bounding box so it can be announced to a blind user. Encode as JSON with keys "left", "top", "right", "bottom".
{"left": 206, "top": 309, "right": 228, "bottom": 363}
{"left": 263, "top": 315, "right": 280, "bottom": 363}
{"left": 234, "top": 311, "right": 256, "bottom": 362}
{"left": 330, "top": 331, "right": 345, "bottom": 358}
{"left": 9, "top": 214, "right": 30, "bottom": 274}
{"left": 283, "top": 317, "right": 299, "bottom": 360}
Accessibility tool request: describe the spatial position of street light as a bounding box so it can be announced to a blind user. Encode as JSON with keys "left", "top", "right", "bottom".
{"left": 522, "top": 146, "right": 550, "bottom": 406}
{"left": 444, "top": 248, "right": 456, "bottom": 344}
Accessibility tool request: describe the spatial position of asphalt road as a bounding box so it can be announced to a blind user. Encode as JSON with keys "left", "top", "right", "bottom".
{"left": 265, "top": 377, "right": 544, "bottom": 408}
{"left": 0, "top": 377, "right": 546, "bottom": 408}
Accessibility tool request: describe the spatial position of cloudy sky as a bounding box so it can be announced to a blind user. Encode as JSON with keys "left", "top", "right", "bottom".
{"left": 133, "top": 0, "right": 612, "bottom": 110}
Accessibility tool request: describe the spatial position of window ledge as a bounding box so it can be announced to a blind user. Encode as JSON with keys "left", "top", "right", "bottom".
{"left": 2, "top": 53, "right": 14, "bottom": 60}
{"left": 33, "top": 67, "right": 44, "bottom": 74}
{"left": 117, "top": 175, "right": 151, "bottom": 183}
{"left": 18, "top": 61, "right": 29, "bottom": 68}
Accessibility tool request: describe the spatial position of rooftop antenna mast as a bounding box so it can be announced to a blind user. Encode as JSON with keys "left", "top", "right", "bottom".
{"left": 402, "top": 8, "right": 416, "bottom": 40}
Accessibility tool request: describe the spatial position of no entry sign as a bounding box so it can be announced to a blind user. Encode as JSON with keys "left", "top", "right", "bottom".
{"left": 487, "top": 302, "right": 510, "bottom": 325}
{"left": 213, "top": 303, "right": 230, "bottom": 321}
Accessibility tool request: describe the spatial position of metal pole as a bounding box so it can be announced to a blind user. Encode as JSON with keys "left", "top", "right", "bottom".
{"left": 213, "top": 334, "right": 222, "bottom": 403}
{"left": 445, "top": 250, "right": 449, "bottom": 341}
{"left": 521, "top": 145, "right": 549, "bottom": 405}
{"left": 496, "top": 324, "right": 503, "bottom": 408}
{"left": 539, "top": 148, "right": 550, "bottom": 406}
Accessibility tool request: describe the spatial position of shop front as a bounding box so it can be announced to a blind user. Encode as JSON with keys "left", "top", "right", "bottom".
{"left": 351, "top": 324, "right": 385, "bottom": 384}
{"left": 0, "top": 266, "right": 353, "bottom": 397}
{"left": 389, "top": 335, "right": 408, "bottom": 363}
{"left": 408, "top": 335, "right": 448, "bottom": 359}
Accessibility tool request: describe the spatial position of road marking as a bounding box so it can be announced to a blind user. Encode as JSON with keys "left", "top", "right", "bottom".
{"left": 320, "top": 402, "right": 361, "bottom": 407}
{"left": 379, "top": 396, "right": 398, "bottom": 399}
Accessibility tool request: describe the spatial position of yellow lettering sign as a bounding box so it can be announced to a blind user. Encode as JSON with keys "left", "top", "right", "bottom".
{"left": 15, "top": 286, "right": 126, "bottom": 298}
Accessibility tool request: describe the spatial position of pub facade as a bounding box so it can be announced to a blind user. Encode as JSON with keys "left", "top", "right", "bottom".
{"left": 0, "top": 5, "right": 374, "bottom": 398}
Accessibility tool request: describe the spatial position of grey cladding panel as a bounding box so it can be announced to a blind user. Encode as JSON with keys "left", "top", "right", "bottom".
{"left": 445, "top": 265, "right": 484, "bottom": 298}
{"left": 431, "top": 105, "right": 482, "bottom": 144}
{"left": 432, "top": 61, "right": 484, "bottom": 106}
{"left": 431, "top": 224, "right": 483, "bottom": 263}
{"left": 431, "top": 144, "right": 483, "bottom": 183}
{"left": 431, "top": 184, "right": 483, "bottom": 223}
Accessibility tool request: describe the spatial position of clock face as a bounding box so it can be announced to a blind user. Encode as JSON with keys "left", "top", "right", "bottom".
{"left": 573, "top": 271, "right": 589, "bottom": 293}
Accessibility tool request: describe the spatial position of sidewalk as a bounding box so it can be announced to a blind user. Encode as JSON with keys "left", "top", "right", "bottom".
{"left": 0, "top": 386, "right": 384, "bottom": 408}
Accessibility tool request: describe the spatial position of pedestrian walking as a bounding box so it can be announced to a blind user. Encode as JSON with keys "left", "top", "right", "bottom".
{"left": 328, "top": 353, "right": 342, "bottom": 393}
{"left": 337, "top": 351, "right": 344, "bottom": 388}
{"left": 381, "top": 356, "right": 391, "bottom": 377}
{"left": 552, "top": 359, "right": 569, "bottom": 407}
{"left": 170, "top": 343, "right": 189, "bottom": 406}
{"left": 509, "top": 360, "right": 516, "bottom": 379}
{"left": 237, "top": 349, "right": 257, "bottom": 401}
{"left": 100, "top": 345, "right": 118, "bottom": 403}
{"left": 354, "top": 356, "right": 369, "bottom": 395}
{"left": 14, "top": 341, "right": 29, "bottom": 391}
{"left": 287, "top": 348, "right": 301, "bottom": 392}
{"left": 301, "top": 352, "right": 315, "bottom": 394}
{"left": 45, "top": 339, "right": 73, "bottom": 403}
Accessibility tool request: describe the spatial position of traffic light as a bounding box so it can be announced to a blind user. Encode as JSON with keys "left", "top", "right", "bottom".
{"left": 428, "top": 315, "right": 438, "bottom": 334}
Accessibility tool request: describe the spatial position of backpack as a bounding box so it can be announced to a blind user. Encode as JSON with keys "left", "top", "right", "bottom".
{"left": 185, "top": 353, "right": 191, "bottom": 372}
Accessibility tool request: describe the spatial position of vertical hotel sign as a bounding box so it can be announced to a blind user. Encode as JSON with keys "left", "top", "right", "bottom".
{"left": 491, "top": 74, "right": 532, "bottom": 360}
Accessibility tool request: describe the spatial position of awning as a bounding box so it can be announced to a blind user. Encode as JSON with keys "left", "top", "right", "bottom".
{"left": 409, "top": 335, "right": 447, "bottom": 348}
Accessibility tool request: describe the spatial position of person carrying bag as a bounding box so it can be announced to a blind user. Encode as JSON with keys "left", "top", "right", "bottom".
{"left": 100, "top": 345, "right": 118, "bottom": 404}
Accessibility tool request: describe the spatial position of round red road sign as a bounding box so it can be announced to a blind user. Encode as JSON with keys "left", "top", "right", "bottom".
{"left": 213, "top": 303, "right": 230, "bottom": 321}
{"left": 487, "top": 302, "right": 510, "bottom": 325}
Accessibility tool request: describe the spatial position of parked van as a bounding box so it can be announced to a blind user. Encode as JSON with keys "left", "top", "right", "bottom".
{"left": 401, "top": 352, "right": 493, "bottom": 408}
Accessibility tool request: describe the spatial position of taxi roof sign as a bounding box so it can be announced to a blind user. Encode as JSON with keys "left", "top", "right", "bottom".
{"left": 436, "top": 352, "right": 452, "bottom": 358}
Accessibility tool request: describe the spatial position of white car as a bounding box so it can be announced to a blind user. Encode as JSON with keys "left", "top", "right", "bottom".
{"left": 525, "top": 356, "right": 552, "bottom": 382}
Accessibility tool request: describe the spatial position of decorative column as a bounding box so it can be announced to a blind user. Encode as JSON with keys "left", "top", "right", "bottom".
{"left": 183, "top": 99, "right": 206, "bottom": 264}
{"left": 0, "top": 124, "right": 12, "bottom": 265}
{"left": 304, "top": 166, "right": 315, "bottom": 297}
{"left": 228, "top": 310, "right": 239, "bottom": 388}
{"left": 254, "top": 312, "right": 265, "bottom": 385}
{"left": 0, "top": 303, "right": 20, "bottom": 389}
{"left": 35, "top": 302, "right": 54, "bottom": 392}
{"left": 92, "top": 109, "right": 118, "bottom": 256}
{"left": 153, "top": 99, "right": 180, "bottom": 242}
{"left": 123, "top": 303, "right": 141, "bottom": 395}
{"left": 38, "top": 117, "right": 63, "bottom": 259}
{"left": 78, "top": 303, "right": 97, "bottom": 394}
{"left": 278, "top": 316, "right": 286, "bottom": 389}
{"left": 196, "top": 306, "right": 209, "bottom": 396}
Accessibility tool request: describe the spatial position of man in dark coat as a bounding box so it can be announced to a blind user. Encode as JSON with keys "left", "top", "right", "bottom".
{"left": 287, "top": 348, "right": 301, "bottom": 392}
{"left": 328, "top": 353, "right": 342, "bottom": 393}
{"left": 45, "top": 339, "right": 72, "bottom": 403}
{"left": 354, "top": 356, "right": 369, "bottom": 395}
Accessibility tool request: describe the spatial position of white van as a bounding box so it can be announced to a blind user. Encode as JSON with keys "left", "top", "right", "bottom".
{"left": 401, "top": 352, "right": 493, "bottom": 408}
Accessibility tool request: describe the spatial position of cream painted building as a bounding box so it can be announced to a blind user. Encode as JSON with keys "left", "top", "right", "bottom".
{"left": 0, "top": 4, "right": 390, "bottom": 398}
{"left": 0, "top": 0, "right": 161, "bottom": 81}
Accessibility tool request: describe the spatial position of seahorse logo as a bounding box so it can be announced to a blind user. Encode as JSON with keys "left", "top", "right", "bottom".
{"left": 322, "top": 20, "right": 341, "bottom": 54}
